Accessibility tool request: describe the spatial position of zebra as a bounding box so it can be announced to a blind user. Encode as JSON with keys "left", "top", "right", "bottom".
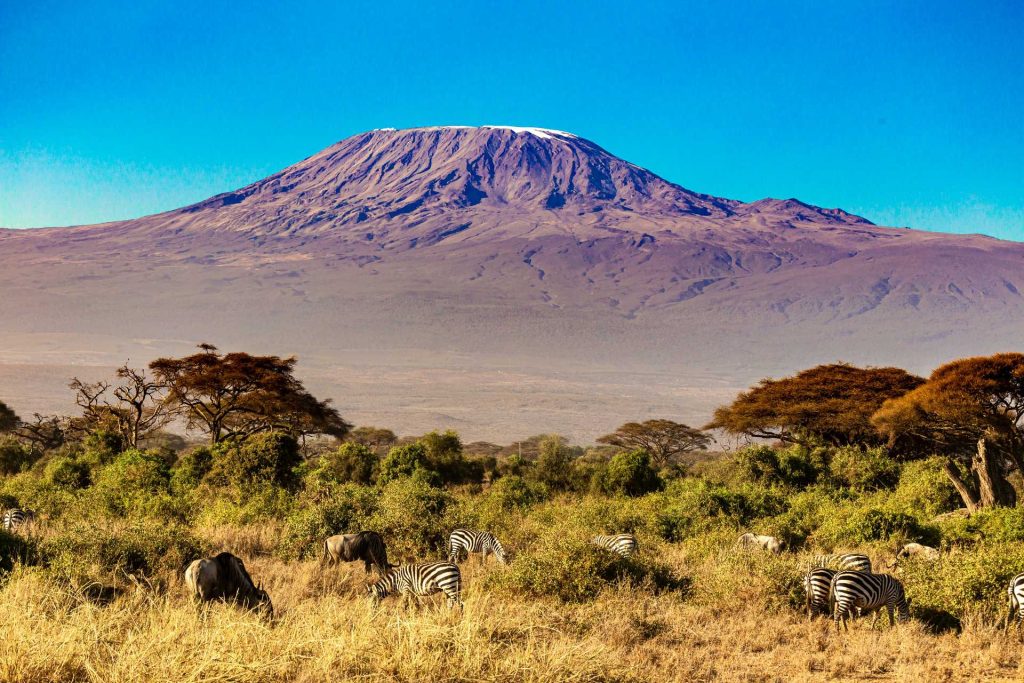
{"left": 831, "top": 570, "right": 910, "bottom": 632}
{"left": 809, "top": 553, "right": 872, "bottom": 573}
{"left": 1005, "top": 573, "right": 1024, "bottom": 630}
{"left": 366, "top": 561, "right": 463, "bottom": 610}
{"left": 2, "top": 508, "right": 35, "bottom": 533}
{"left": 591, "top": 534, "right": 638, "bottom": 559}
{"left": 448, "top": 529, "right": 507, "bottom": 565}
{"left": 804, "top": 567, "right": 836, "bottom": 619}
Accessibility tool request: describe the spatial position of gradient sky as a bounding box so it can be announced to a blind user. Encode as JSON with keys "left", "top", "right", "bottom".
{"left": 1, "top": 0, "right": 1022, "bottom": 239}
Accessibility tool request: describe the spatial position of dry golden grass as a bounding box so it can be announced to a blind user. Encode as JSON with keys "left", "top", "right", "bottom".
{"left": 2, "top": 527, "right": 1023, "bottom": 683}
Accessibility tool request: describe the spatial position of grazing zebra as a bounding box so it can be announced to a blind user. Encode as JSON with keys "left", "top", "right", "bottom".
{"left": 832, "top": 571, "right": 910, "bottom": 632}
{"left": 2, "top": 508, "right": 35, "bottom": 533}
{"left": 1006, "top": 573, "right": 1024, "bottom": 630}
{"left": 804, "top": 567, "right": 836, "bottom": 619}
{"left": 809, "top": 553, "right": 872, "bottom": 573}
{"left": 367, "top": 561, "right": 463, "bottom": 609}
{"left": 591, "top": 534, "right": 638, "bottom": 558}
{"left": 448, "top": 529, "right": 507, "bottom": 565}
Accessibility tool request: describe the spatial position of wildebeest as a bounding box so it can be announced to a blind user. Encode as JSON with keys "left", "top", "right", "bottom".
{"left": 184, "top": 552, "right": 272, "bottom": 616}
{"left": 736, "top": 533, "right": 784, "bottom": 554}
{"left": 322, "top": 531, "right": 391, "bottom": 575}
{"left": 889, "top": 543, "right": 940, "bottom": 568}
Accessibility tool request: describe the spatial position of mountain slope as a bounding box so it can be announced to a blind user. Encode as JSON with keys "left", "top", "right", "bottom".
{"left": 0, "top": 126, "right": 1020, "bottom": 440}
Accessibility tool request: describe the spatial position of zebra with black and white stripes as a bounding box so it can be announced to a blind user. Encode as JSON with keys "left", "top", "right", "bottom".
{"left": 366, "top": 561, "right": 463, "bottom": 609}
{"left": 1005, "top": 573, "right": 1024, "bottom": 630}
{"left": 591, "top": 533, "right": 638, "bottom": 559}
{"left": 448, "top": 529, "right": 507, "bottom": 565}
{"left": 809, "top": 553, "right": 872, "bottom": 573}
{"left": 832, "top": 570, "right": 910, "bottom": 631}
{"left": 804, "top": 567, "right": 836, "bottom": 619}
{"left": 2, "top": 508, "right": 35, "bottom": 533}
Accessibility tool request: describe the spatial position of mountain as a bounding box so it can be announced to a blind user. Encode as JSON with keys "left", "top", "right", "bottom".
{"left": 1, "top": 126, "right": 1021, "bottom": 441}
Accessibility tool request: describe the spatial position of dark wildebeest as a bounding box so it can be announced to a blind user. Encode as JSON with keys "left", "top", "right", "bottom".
{"left": 322, "top": 531, "right": 391, "bottom": 575}
{"left": 184, "top": 552, "right": 272, "bottom": 616}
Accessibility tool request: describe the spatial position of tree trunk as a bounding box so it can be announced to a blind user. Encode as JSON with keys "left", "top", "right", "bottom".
{"left": 973, "top": 438, "right": 1017, "bottom": 508}
{"left": 942, "top": 459, "right": 980, "bottom": 513}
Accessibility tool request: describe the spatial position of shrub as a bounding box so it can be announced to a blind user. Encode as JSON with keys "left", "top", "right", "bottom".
{"left": 79, "top": 430, "right": 125, "bottom": 467}
{"left": 530, "top": 435, "right": 575, "bottom": 491}
{"left": 816, "top": 507, "right": 936, "bottom": 547}
{"left": 365, "top": 478, "right": 453, "bottom": 558}
{"left": 829, "top": 446, "right": 900, "bottom": 491}
{"left": 45, "top": 456, "right": 92, "bottom": 489}
{"left": 653, "top": 479, "right": 787, "bottom": 542}
{"left": 597, "top": 449, "right": 661, "bottom": 497}
{"left": 170, "top": 446, "right": 214, "bottom": 493}
{"left": 736, "top": 445, "right": 820, "bottom": 489}
{"left": 0, "top": 436, "right": 36, "bottom": 476}
{"left": 207, "top": 433, "right": 303, "bottom": 490}
{"left": 310, "top": 442, "right": 377, "bottom": 486}
{"left": 378, "top": 443, "right": 437, "bottom": 485}
{"left": 889, "top": 457, "right": 961, "bottom": 519}
{"left": 899, "top": 543, "right": 1024, "bottom": 620}
{"left": 279, "top": 484, "right": 378, "bottom": 560}
{"left": 420, "top": 430, "right": 483, "bottom": 485}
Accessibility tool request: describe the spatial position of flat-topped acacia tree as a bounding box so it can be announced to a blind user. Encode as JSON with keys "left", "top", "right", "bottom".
{"left": 706, "top": 363, "right": 925, "bottom": 448}
{"left": 149, "top": 344, "right": 349, "bottom": 444}
{"left": 872, "top": 352, "right": 1024, "bottom": 510}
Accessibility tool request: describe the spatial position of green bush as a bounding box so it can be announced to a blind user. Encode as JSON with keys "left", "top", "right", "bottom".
{"left": 816, "top": 507, "right": 937, "bottom": 547}
{"left": 171, "top": 446, "right": 214, "bottom": 493}
{"left": 529, "top": 435, "right": 576, "bottom": 491}
{"left": 279, "top": 484, "right": 378, "bottom": 560}
{"left": 597, "top": 449, "right": 661, "bottom": 497}
{"left": 378, "top": 443, "right": 437, "bottom": 485}
{"left": 829, "top": 446, "right": 900, "bottom": 491}
{"left": 889, "top": 457, "right": 961, "bottom": 519}
{"left": 899, "top": 543, "right": 1024, "bottom": 620}
{"left": 653, "top": 479, "right": 787, "bottom": 542}
{"left": 309, "top": 442, "right": 377, "bottom": 486}
{"left": 420, "top": 430, "right": 484, "bottom": 485}
{"left": 736, "top": 445, "right": 821, "bottom": 489}
{"left": 365, "top": 478, "right": 453, "bottom": 558}
{"left": 0, "top": 436, "right": 36, "bottom": 476}
{"left": 45, "top": 456, "right": 92, "bottom": 489}
{"left": 93, "top": 449, "right": 173, "bottom": 517}
{"left": 207, "top": 433, "right": 303, "bottom": 490}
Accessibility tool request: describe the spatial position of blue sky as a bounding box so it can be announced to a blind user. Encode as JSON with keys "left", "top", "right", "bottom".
{"left": 1, "top": 0, "right": 1022, "bottom": 239}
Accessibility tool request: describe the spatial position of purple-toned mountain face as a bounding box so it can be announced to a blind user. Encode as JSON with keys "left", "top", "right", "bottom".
{"left": 0, "top": 126, "right": 1021, "bottom": 441}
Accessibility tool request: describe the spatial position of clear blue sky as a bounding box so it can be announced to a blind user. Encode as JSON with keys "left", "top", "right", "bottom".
{"left": 1, "top": 0, "right": 1022, "bottom": 239}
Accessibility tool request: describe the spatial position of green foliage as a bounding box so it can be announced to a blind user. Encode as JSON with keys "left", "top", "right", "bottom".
{"left": 40, "top": 521, "right": 206, "bottom": 580}
{"left": 888, "top": 457, "right": 961, "bottom": 518}
{"left": 653, "top": 479, "right": 787, "bottom": 542}
{"left": 45, "top": 456, "right": 92, "bottom": 490}
{"left": 309, "top": 442, "right": 377, "bottom": 486}
{"left": 80, "top": 430, "right": 125, "bottom": 467}
{"left": 529, "top": 435, "right": 575, "bottom": 491}
{"left": 93, "top": 449, "right": 174, "bottom": 517}
{"left": 816, "top": 507, "right": 936, "bottom": 547}
{"left": 365, "top": 478, "right": 453, "bottom": 558}
{"left": 207, "top": 433, "right": 302, "bottom": 490}
{"left": 378, "top": 443, "right": 433, "bottom": 485}
{"left": 735, "top": 445, "right": 821, "bottom": 489}
{"left": 0, "top": 436, "right": 36, "bottom": 476}
{"left": 828, "top": 445, "right": 900, "bottom": 491}
{"left": 0, "top": 528, "right": 34, "bottom": 573}
{"left": 170, "top": 446, "right": 214, "bottom": 493}
{"left": 419, "top": 430, "right": 483, "bottom": 485}
{"left": 597, "top": 449, "right": 661, "bottom": 497}
{"left": 279, "top": 484, "right": 378, "bottom": 560}
{"left": 899, "top": 543, "right": 1024, "bottom": 620}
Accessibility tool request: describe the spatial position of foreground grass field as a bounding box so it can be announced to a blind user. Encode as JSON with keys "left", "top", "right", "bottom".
{"left": 2, "top": 524, "right": 1022, "bottom": 683}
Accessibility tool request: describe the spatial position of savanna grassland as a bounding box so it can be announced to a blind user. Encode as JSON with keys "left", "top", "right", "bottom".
{"left": 3, "top": 351, "right": 1024, "bottom": 681}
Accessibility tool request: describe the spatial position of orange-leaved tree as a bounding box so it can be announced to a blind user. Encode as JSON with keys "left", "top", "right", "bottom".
{"left": 706, "top": 363, "right": 924, "bottom": 447}
{"left": 872, "top": 353, "right": 1024, "bottom": 510}
{"left": 150, "top": 344, "right": 349, "bottom": 444}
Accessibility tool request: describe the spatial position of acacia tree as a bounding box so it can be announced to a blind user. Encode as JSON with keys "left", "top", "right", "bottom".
{"left": 872, "top": 353, "right": 1024, "bottom": 511}
{"left": 0, "top": 400, "right": 20, "bottom": 433}
{"left": 346, "top": 426, "right": 397, "bottom": 455}
{"left": 149, "top": 344, "right": 349, "bottom": 444}
{"left": 706, "top": 363, "right": 924, "bottom": 447}
{"left": 16, "top": 414, "right": 67, "bottom": 453}
{"left": 597, "top": 419, "right": 711, "bottom": 469}
{"left": 69, "top": 364, "right": 171, "bottom": 449}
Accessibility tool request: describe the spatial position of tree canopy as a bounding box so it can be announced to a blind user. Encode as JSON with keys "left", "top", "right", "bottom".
{"left": 597, "top": 419, "right": 710, "bottom": 469}
{"left": 872, "top": 353, "right": 1024, "bottom": 509}
{"left": 706, "top": 363, "right": 924, "bottom": 447}
{"left": 0, "top": 400, "right": 20, "bottom": 433}
{"left": 149, "top": 344, "right": 349, "bottom": 444}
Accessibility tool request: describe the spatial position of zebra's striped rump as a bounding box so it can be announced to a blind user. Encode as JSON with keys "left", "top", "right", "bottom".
{"left": 448, "top": 529, "right": 507, "bottom": 564}
{"left": 591, "top": 534, "right": 638, "bottom": 559}
{"left": 810, "top": 553, "right": 872, "bottom": 573}
{"left": 367, "top": 561, "right": 463, "bottom": 609}
{"left": 804, "top": 568, "right": 836, "bottom": 618}
{"left": 2, "top": 508, "right": 35, "bottom": 533}
{"left": 832, "top": 571, "right": 909, "bottom": 631}
{"left": 1007, "top": 573, "right": 1024, "bottom": 628}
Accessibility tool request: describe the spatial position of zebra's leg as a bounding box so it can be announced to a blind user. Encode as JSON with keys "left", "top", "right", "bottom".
{"left": 887, "top": 605, "right": 895, "bottom": 628}
{"left": 480, "top": 548, "right": 488, "bottom": 566}
{"left": 869, "top": 609, "right": 880, "bottom": 630}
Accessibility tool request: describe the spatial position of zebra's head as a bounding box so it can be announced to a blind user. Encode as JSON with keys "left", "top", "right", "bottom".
{"left": 366, "top": 568, "right": 398, "bottom": 603}
{"left": 897, "top": 594, "right": 912, "bottom": 622}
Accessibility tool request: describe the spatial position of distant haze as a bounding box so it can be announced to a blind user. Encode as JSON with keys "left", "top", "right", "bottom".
{"left": 0, "top": 126, "right": 1021, "bottom": 442}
